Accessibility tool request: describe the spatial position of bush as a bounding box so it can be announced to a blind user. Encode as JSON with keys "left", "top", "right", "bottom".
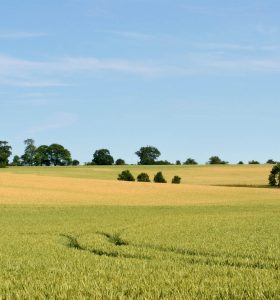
{"left": 117, "top": 170, "right": 135, "bottom": 181}
{"left": 268, "top": 164, "right": 280, "bottom": 187}
{"left": 154, "top": 160, "right": 172, "bottom": 165}
{"left": 176, "top": 160, "right": 181, "bottom": 165}
{"left": 208, "top": 156, "right": 228, "bottom": 164}
{"left": 154, "top": 172, "right": 167, "bottom": 183}
{"left": 137, "top": 172, "right": 150, "bottom": 182}
{"left": 172, "top": 176, "right": 181, "bottom": 184}
{"left": 248, "top": 160, "right": 260, "bottom": 164}
{"left": 238, "top": 161, "right": 244, "bottom": 164}
{"left": 267, "top": 159, "right": 277, "bottom": 164}
{"left": 184, "top": 158, "right": 198, "bottom": 165}
{"left": 72, "top": 160, "right": 80, "bottom": 166}
{"left": 116, "top": 158, "right": 125, "bottom": 165}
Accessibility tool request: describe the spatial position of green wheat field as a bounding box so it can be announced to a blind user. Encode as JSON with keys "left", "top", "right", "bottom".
{"left": 0, "top": 165, "right": 279, "bottom": 299}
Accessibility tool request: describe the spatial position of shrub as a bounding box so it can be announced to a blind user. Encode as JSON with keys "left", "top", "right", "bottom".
{"left": 72, "top": 160, "right": 80, "bottom": 166}
{"left": 248, "top": 160, "right": 260, "bottom": 164}
{"left": 116, "top": 158, "right": 125, "bottom": 165}
{"left": 268, "top": 164, "right": 280, "bottom": 187}
{"left": 267, "top": 159, "right": 277, "bottom": 164}
{"left": 176, "top": 160, "right": 181, "bottom": 165}
{"left": 208, "top": 156, "right": 228, "bottom": 164}
{"left": 154, "top": 172, "right": 167, "bottom": 183}
{"left": 117, "top": 170, "right": 135, "bottom": 181}
{"left": 172, "top": 176, "right": 181, "bottom": 184}
{"left": 238, "top": 161, "right": 244, "bottom": 164}
{"left": 184, "top": 158, "right": 198, "bottom": 165}
{"left": 137, "top": 172, "right": 150, "bottom": 182}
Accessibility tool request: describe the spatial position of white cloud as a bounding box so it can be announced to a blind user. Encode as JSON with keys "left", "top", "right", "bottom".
{"left": 0, "top": 49, "right": 280, "bottom": 89}
{"left": 0, "top": 54, "right": 167, "bottom": 87}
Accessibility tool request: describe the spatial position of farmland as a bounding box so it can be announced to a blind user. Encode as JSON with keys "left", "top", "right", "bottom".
{"left": 0, "top": 165, "right": 280, "bottom": 299}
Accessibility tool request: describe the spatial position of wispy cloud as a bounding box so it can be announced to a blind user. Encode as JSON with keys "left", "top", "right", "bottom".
{"left": 188, "top": 41, "right": 280, "bottom": 53}
{"left": 191, "top": 54, "right": 280, "bottom": 74}
{"left": 0, "top": 30, "right": 46, "bottom": 39}
{"left": 105, "top": 30, "right": 154, "bottom": 40}
{"left": 26, "top": 112, "right": 78, "bottom": 134}
{"left": 0, "top": 54, "right": 168, "bottom": 87}
{"left": 1, "top": 49, "right": 280, "bottom": 89}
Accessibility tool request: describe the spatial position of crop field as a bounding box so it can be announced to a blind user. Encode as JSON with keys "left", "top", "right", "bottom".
{"left": 0, "top": 165, "right": 280, "bottom": 299}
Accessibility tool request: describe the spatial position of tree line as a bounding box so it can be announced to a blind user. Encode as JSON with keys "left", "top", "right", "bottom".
{"left": 0, "top": 140, "right": 278, "bottom": 168}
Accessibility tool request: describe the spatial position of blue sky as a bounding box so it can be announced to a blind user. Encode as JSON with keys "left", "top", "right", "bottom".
{"left": 1, "top": 0, "right": 279, "bottom": 164}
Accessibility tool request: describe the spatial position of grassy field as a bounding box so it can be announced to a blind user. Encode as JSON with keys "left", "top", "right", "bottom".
{"left": 0, "top": 165, "right": 279, "bottom": 299}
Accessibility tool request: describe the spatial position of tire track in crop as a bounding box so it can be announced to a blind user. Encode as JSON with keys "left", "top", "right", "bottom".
{"left": 60, "top": 233, "right": 150, "bottom": 260}
{"left": 60, "top": 232, "right": 279, "bottom": 271}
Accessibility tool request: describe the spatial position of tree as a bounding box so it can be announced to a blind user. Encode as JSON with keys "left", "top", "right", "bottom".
{"left": 118, "top": 170, "right": 135, "bottom": 181}
{"left": 137, "top": 172, "right": 150, "bottom": 182}
{"left": 92, "top": 149, "right": 114, "bottom": 165}
{"left": 34, "top": 145, "right": 50, "bottom": 166}
{"left": 0, "top": 141, "right": 12, "bottom": 168}
{"left": 154, "top": 172, "right": 167, "bottom": 183}
{"left": 267, "top": 159, "right": 277, "bottom": 164}
{"left": 21, "top": 139, "right": 36, "bottom": 166}
{"left": 238, "top": 161, "right": 244, "bottom": 165}
{"left": 47, "top": 144, "right": 72, "bottom": 166}
{"left": 248, "top": 160, "right": 260, "bottom": 165}
{"left": 208, "top": 156, "right": 228, "bottom": 165}
{"left": 135, "top": 146, "right": 161, "bottom": 165}
{"left": 268, "top": 164, "right": 280, "bottom": 187}
{"left": 184, "top": 158, "right": 198, "bottom": 165}
{"left": 72, "top": 160, "right": 80, "bottom": 166}
{"left": 154, "top": 160, "right": 171, "bottom": 165}
{"left": 115, "top": 158, "right": 125, "bottom": 165}
{"left": 176, "top": 160, "right": 181, "bottom": 165}
{"left": 11, "top": 155, "right": 22, "bottom": 166}
{"left": 172, "top": 176, "right": 181, "bottom": 184}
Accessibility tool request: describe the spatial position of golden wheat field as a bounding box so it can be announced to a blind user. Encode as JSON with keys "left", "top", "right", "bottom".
{"left": 0, "top": 165, "right": 277, "bottom": 206}
{"left": 0, "top": 165, "right": 280, "bottom": 299}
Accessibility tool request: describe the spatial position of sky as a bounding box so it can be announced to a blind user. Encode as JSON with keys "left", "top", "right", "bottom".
{"left": 0, "top": 0, "right": 280, "bottom": 164}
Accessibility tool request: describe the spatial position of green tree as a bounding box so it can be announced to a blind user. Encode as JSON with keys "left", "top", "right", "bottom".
{"left": 184, "top": 158, "right": 198, "bottom": 165}
{"left": 48, "top": 144, "right": 72, "bottom": 166}
{"left": 176, "top": 160, "right": 181, "bottom": 165}
{"left": 21, "top": 139, "right": 37, "bottom": 166}
{"left": 34, "top": 145, "right": 50, "bottom": 166}
{"left": 137, "top": 172, "right": 150, "bottom": 182}
{"left": 0, "top": 141, "right": 12, "bottom": 168}
{"left": 172, "top": 175, "right": 181, "bottom": 184}
{"left": 154, "top": 172, "right": 167, "bottom": 183}
{"left": 115, "top": 158, "right": 125, "bottom": 165}
{"left": 135, "top": 146, "right": 161, "bottom": 165}
{"left": 92, "top": 149, "right": 114, "bottom": 165}
{"left": 72, "top": 160, "right": 80, "bottom": 166}
{"left": 12, "top": 155, "right": 22, "bottom": 166}
{"left": 208, "top": 156, "right": 228, "bottom": 165}
{"left": 266, "top": 159, "right": 277, "bottom": 164}
{"left": 248, "top": 160, "right": 260, "bottom": 165}
{"left": 268, "top": 164, "right": 280, "bottom": 187}
{"left": 118, "top": 170, "right": 135, "bottom": 181}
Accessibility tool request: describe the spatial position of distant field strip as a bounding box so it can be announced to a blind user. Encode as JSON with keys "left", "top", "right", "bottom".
{"left": 1, "top": 164, "right": 272, "bottom": 185}
{"left": 0, "top": 172, "right": 279, "bottom": 206}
